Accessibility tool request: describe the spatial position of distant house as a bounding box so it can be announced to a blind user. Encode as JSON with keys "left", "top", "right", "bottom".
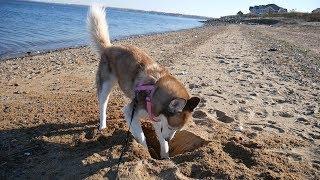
{"left": 312, "top": 8, "right": 320, "bottom": 13}
{"left": 249, "top": 4, "right": 287, "bottom": 15}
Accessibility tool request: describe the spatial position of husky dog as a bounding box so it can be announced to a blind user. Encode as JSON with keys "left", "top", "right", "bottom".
{"left": 87, "top": 6, "right": 200, "bottom": 158}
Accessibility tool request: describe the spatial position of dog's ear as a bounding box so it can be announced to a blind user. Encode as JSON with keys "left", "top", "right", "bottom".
{"left": 184, "top": 97, "right": 200, "bottom": 112}
{"left": 169, "top": 98, "right": 187, "bottom": 113}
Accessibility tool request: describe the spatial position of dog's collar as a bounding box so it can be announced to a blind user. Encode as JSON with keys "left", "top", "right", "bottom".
{"left": 135, "top": 82, "right": 159, "bottom": 122}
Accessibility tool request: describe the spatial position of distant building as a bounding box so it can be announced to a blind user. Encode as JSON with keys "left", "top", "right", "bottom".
{"left": 249, "top": 4, "right": 287, "bottom": 15}
{"left": 312, "top": 8, "right": 320, "bottom": 13}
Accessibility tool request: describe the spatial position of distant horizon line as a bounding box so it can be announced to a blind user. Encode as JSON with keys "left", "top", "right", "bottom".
{"left": 21, "top": 0, "right": 316, "bottom": 18}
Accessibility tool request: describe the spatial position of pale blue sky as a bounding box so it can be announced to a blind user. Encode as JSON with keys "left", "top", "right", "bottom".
{"left": 30, "top": 0, "right": 319, "bottom": 17}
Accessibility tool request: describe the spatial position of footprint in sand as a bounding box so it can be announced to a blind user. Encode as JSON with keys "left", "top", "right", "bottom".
{"left": 265, "top": 122, "right": 285, "bottom": 133}
{"left": 192, "top": 110, "right": 207, "bottom": 119}
{"left": 222, "top": 140, "right": 256, "bottom": 168}
{"left": 251, "top": 126, "right": 263, "bottom": 131}
{"left": 213, "top": 110, "right": 234, "bottom": 123}
{"left": 278, "top": 111, "right": 294, "bottom": 118}
{"left": 296, "top": 117, "right": 310, "bottom": 125}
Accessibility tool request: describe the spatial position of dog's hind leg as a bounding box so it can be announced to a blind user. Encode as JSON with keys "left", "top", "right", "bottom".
{"left": 98, "top": 77, "right": 115, "bottom": 130}
{"left": 123, "top": 103, "right": 148, "bottom": 147}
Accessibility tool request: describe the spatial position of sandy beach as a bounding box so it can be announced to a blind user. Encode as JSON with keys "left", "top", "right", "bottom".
{"left": 1, "top": 24, "right": 320, "bottom": 179}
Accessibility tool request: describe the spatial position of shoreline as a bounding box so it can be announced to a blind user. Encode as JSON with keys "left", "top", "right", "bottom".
{"left": 0, "top": 25, "right": 204, "bottom": 61}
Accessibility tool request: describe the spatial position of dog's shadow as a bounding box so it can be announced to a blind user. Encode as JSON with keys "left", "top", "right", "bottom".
{"left": 0, "top": 121, "right": 131, "bottom": 179}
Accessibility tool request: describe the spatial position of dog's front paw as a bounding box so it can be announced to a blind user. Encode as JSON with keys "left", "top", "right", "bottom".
{"left": 99, "top": 124, "right": 106, "bottom": 131}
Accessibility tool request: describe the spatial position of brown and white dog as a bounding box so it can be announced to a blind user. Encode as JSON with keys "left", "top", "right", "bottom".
{"left": 87, "top": 6, "right": 200, "bottom": 158}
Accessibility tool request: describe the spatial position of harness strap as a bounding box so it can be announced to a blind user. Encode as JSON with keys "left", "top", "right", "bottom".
{"left": 135, "top": 82, "right": 159, "bottom": 122}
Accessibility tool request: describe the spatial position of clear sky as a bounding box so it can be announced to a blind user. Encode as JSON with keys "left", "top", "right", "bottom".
{"left": 29, "top": 0, "right": 320, "bottom": 17}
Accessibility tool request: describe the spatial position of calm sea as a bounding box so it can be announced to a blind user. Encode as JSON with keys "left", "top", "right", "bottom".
{"left": 0, "top": 0, "right": 203, "bottom": 59}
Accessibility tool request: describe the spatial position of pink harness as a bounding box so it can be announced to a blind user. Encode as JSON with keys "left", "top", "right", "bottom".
{"left": 135, "top": 83, "right": 159, "bottom": 122}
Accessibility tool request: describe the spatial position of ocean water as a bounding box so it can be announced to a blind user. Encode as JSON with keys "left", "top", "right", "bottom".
{"left": 0, "top": 0, "right": 203, "bottom": 59}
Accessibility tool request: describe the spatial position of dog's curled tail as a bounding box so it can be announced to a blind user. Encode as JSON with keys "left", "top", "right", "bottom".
{"left": 87, "top": 5, "right": 111, "bottom": 53}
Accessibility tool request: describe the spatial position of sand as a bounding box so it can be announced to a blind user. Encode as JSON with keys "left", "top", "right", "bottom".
{"left": 1, "top": 24, "right": 319, "bottom": 179}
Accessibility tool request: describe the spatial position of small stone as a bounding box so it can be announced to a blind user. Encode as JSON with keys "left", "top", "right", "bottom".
{"left": 3, "top": 106, "right": 10, "bottom": 113}
{"left": 219, "top": 59, "right": 226, "bottom": 64}
{"left": 201, "top": 82, "right": 209, "bottom": 87}
{"left": 249, "top": 92, "right": 257, "bottom": 96}
{"left": 235, "top": 126, "right": 244, "bottom": 132}
{"left": 268, "top": 47, "right": 278, "bottom": 52}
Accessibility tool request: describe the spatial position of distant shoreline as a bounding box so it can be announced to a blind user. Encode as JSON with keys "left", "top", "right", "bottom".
{"left": 24, "top": 0, "right": 210, "bottom": 19}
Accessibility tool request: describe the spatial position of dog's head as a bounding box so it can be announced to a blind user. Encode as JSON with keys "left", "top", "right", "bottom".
{"left": 153, "top": 75, "right": 200, "bottom": 141}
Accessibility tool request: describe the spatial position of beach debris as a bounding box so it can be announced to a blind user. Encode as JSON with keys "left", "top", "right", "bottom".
{"left": 13, "top": 91, "right": 21, "bottom": 94}
{"left": 24, "top": 152, "right": 31, "bottom": 156}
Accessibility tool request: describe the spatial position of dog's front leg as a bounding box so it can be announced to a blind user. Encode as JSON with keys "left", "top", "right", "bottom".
{"left": 153, "top": 122, "right": 169, "bottom": 159}
{"left": 123, "top": 103, "right": 148, "bottom": 148}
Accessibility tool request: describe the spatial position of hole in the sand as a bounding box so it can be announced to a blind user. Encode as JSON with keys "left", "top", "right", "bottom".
{"left": 141, "top": 122, "right": 208, "bottom": 159}
{"left": 223, "top": 140, "right": 256, "bottom": 168}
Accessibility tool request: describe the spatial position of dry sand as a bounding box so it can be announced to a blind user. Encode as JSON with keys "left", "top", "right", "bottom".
{"left": 1, "top": 24, "right": 320, "bottom": 179}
